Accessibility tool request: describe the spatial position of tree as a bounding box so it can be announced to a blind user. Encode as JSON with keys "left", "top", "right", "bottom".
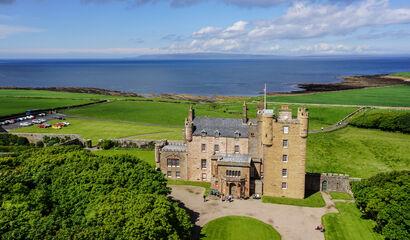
{"left": 352, "top": 171, "right": 409, "bottom": 240}
{"left": 0, "top": 146, "right": 192, "bottom": 239}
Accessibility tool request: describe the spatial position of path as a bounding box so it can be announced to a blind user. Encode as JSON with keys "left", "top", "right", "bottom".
{"left": 170, "top": 185, "right": 338, "bottom": 240}
{"left": 309, "top": 106, "right": 368, "bottom": 134}
{"left": 266, "top": 101, "right": 410, "bottom": 110}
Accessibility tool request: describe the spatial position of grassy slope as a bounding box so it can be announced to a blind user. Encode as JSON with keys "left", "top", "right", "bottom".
{"left": 329, "top": 192, "right": 352, "bottom": 200}
{"left": 307, "top": 126, "right": 410, "bottom": 178}
{"left": 201, "top": 216, "right": 281, "bottom": 240}
{"left": 390, "top": 72, "right": 410, "bottom": 78}
{"left": 267, "top": 85, "right": 410, "bottom": 107}
{"left": 323, "top": 203, "right": 383, "bottom": 240}
{"left": 0, "top": 97, "right": 94, "bottom": 117}
{"left": 262, "top": 192, "right": 325, "bottom": 207}
{"left": 12, "top": 118, "right": 182, "bottom": 142}
{"left": 92, "top": 148, "right": 155, "bottom": 166}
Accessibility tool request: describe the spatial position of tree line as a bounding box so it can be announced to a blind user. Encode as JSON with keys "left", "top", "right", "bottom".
{"left": 0, "top": 146, "right": 192, "bottom": 239}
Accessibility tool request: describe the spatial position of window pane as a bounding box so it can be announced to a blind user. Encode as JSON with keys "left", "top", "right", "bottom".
{"left": 283, "top": 126, "right": 289, "bottom": 134}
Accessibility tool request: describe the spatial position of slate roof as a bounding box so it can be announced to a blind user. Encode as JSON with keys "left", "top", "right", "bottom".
{"left": 216, "top": 154, "right": 251, "bottom": 167}
{"left": 192, "top": 117, "right": 248, "bottom": 138}
{"left": 162, "top": 142, "right": 187, "bottom": 152}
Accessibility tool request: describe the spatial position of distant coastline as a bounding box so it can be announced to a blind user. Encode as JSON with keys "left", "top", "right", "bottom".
{"left": 1, "top": 73, "right": 409, "bottom": 101}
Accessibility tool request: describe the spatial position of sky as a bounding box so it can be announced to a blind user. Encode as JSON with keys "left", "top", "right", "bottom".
{"left": 0, "top": 0, "right": 409, "bottom": 58}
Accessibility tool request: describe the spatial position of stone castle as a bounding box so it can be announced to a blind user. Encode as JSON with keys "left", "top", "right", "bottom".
{"left": 155, "top": 102, "right": 309, "bottom": 199}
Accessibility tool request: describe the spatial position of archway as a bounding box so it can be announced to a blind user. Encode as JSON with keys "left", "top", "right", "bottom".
{"left": 322, "top": 180, "right": 328, "bottom": 191}
{"left": 229, "top": 183, "right": 237, "bottom": 195}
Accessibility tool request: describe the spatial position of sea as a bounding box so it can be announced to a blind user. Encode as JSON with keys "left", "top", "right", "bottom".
{"left": 0, "top": 57, "right": 409, "bottom": 96}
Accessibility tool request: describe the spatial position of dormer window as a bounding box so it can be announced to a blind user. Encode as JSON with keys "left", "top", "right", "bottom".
{"left": 214, "top": 130, "right": 220, "bottom": 137}
{"left": 201, "top": 129, "right": 207, "bottom": 137}
{"left": 234, "top": 130, "right": 240, "bottom": 138}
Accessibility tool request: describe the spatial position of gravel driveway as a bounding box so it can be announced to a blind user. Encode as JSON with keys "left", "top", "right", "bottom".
{"left": 170, "top": 185, "right": 337, "bottom": 240}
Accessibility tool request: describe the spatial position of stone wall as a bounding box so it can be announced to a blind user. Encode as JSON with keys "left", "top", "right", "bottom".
{"left": 13, "top": 133, "right": 83, "bottom": 144}
{"left": 320, "top": 173, "right": 352, "bottom": 194}
{"left": 110, "top": 139, "right": 167, "bottom": 149}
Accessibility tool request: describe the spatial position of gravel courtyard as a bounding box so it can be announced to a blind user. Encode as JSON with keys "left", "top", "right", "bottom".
{"left": 170, "top": 185, "right": 337, "bottom": 240}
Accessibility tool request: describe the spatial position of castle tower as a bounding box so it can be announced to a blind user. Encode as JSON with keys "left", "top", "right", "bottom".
{"left": 297, "top": 107, "right": 309, "bottom": 138}
{"left": 261, "top": 109, "right": 273, "bottom": 146}
{"left": 185, "top": 106, "right": 194, "bottom": 142}
{"left": 242, "top": 101, "right": 248, "bottom": 124}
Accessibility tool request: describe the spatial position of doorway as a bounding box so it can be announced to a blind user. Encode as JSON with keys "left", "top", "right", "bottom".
{"left": 322, "top": 180, "right": 328, "bottom": 191}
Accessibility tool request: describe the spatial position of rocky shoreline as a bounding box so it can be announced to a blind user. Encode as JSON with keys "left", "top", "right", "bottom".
{"left": 285, "top": 74, "right": 410, "bottom": 94}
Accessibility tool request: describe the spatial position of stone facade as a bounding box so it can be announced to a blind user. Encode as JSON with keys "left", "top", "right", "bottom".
{"left": 156, "top": 103, "right": 309, "bottom": 199}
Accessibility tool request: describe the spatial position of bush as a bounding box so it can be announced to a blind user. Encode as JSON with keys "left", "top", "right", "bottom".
{"left": 350, "top": 111, "right": 410, "bottom": 133}
{"left": 0, "top": 147, "right": 192, "bottom": 239}
{"left": 99, "top": 139, "right": 117, "bottom": 150}
{"left": 0, "top": 134, "right": 29, "bottom": 146}
{"left": 352, "top": 171, "right": 409, "bottom": 240}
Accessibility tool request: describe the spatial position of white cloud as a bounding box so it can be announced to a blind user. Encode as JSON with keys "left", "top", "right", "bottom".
{"left": 176, "top": 0, "right": 410, "bottom": 54}
{"left": 0, "top": 24, "right": 43, "bottom": 39}
{"left": 291, "top": 43, "right": 369, "bottom": 54}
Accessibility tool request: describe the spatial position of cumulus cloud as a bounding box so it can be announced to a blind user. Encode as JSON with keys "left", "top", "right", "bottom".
{"left": 171, "top": 0, "right": 410, "bottom": 53}
{"left": 0, "top": 24, "right": 43, "bottom": 39}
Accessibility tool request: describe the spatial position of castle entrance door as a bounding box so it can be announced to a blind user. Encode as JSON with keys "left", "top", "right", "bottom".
{"left": 229, "top": 183, "right": 236, "bottom": 196}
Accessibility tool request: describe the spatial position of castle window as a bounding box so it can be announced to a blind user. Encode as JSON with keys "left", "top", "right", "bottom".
{"left": 201, "top": 129, "right": 207, "bottom": 137}
{"left": 202, "top": 173, "right": 207, "bottom": 181}
{"left": 201, "top": 144, "right": 206, "bottom": 152}
{"left": 167, "top": 171, "right": 172, "bottom": 177}
{"left": 234, "top": 145, "right": 240, "bottom": 154}
{"left": 201, "top": 159, "right": 207, "bottom": 169}
{"left": 226, "top": 170, "right": 240, "bottom": 177}
{"left": 234, "top": 130, "right": 240, "bottom": 138}
{"left": 176, "top": 171, "right": 181, "bottom": 178}
{"left": 283, "top": 140, "right": 288, "bottom": 148}
{"left": 250, "top": 132, "right": 255, "bottom": 137}
{"left": 214, "top": 130, "right": 220, "bottom": 137}
{"left": 282, "top": 169, "right": 288, "bottom": 177}
{"left": 214, "top": 144, "right": 219, "bottom": 152}
{"left": 167, "top": 159, "right": 179, "bottom": 167}
{"left": 283, "top": 126, "right": 289, "bottom": 134}
{"left": 281, "top": 182, "right": 288, "bottom": 189}
{"left": 282, "top": 155, "right": 288, "bottom": 162}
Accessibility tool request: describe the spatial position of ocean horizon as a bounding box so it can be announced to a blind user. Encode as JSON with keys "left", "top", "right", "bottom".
{"left": 0, "top": 57, "right": 409, "bottom": 96}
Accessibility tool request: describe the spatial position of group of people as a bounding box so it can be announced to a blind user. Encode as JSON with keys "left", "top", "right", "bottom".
{"left": 315, "top": 225, "right": 325, "bottom": 232}
{"left": 221, "top": 194, "right": 234, "bottom": 202}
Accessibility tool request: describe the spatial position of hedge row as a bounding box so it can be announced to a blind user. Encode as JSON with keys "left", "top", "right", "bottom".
{"left": 350, "top": 111, "right": 410, "bottom": 133}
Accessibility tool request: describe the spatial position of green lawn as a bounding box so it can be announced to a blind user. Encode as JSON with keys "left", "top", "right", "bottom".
{"left": 262, "top": 192, "right": 325, "bottom": 207}
{"left": 322, "top": 203, "right": 383, "bottom": 240}
{"left": 0, "top": 97, "right": 95, "bottom": 117}
{"left": 329, "top": 192, "right": 353, "bottom": 201}
{"left": 11, "top": 118, "right": 183, "bottom": 143}
{"left": 390, "top": 72, "right": 410, "bottom": 78}
{"left": 307, "top": 126, "right": 410, "bottom": 178}
{"left": 201, "top": 216, "right": 281, "bottom": 240}
{"left": 92, "top": 148, "right": 155, "bottom": 166}
{"left": 267, "top": 85, "right": 410, "bottom": 107}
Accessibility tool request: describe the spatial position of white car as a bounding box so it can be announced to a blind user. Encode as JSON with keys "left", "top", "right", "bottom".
{"left": 20, "top": 122, "right": 33, "bottom": 127}
{"left": 26, "top": 115, "right": 35, "bottom": 120}
{"left": 32, "top": 118, "right": 46, "bottom": 124}
{"left": 62, "top": 122, "right": 70, "bottom": 126}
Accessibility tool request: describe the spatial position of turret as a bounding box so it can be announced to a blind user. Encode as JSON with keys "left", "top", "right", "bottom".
{"left": 185, "top": 106, "right": 194, "bottom": 142}
{"left": 242, "top": 101, "right": 248, "bottom": 124}
{"left": 298, "top": 107, "right": 309, "bottom": 138}
{"left": 261, "top": 109, "right": 274, "bottom": 145}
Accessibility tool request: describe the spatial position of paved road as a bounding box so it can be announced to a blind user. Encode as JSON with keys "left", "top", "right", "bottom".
{"left": 170, "top": 185, "right": 337, "bottom": 240}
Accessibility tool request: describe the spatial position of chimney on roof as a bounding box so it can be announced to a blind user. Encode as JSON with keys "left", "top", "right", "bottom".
{"left": 242, "top": 101, "right": 248, "bottom": 124}
{"left": 188, "top": 105, "right": 195, "bottom": 122}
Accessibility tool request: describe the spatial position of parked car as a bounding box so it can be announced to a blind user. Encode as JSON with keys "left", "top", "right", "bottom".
{"left": 26, "top": 115, "right": 35, "bottom": 120}
{"left": 52, "top": 122, "right": 65, "bottom": 129}
{"left": 252, "top": 194, "right": 261, "bottom": 199}
{"left": 38, "top": 113, "right": 46, "bottom": 117}
{"left": 20, "top": 122, "right": 33, "bottom": 127}
{"left": 38, "top": 123, "right": 51, "bottom": 128}
{"left": 32, "top": 118, "right": 46, "bottom": 124}
{"left": 62, "top": 121, "right": 70, "bottom": 126}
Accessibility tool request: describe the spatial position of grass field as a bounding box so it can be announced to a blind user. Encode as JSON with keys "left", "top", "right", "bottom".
{"left": 329, "top": 192, "right": 353, "bottom": 200}
{"left": 267, "top": 85, "right": 410, "bottom": 107}
{"left": 322, "top": 203, "right": 383, "bottom": 240}
{"left": 92, "top": 148, "right": 155, "bottom": 166}
{"left": 11, "top": 118, "right": 183, "bottom": 143}
{"left": 307, "top": 126, "right": 410, "bottom": 178}
{"left": 0, "top": 97, "right": 95, "bottom": 117}
{"left": 200, "top": 216, "right": 281, "bottom": 240}
{"left": 390, "top": 72, "right": 410, "bottom": 78}
{"left": 262, "top": 192, "right": 325, "bottom": 207}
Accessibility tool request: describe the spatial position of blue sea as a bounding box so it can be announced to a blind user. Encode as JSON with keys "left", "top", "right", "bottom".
{"left": 0, "top": 57, "right": 409, "bottom": 96}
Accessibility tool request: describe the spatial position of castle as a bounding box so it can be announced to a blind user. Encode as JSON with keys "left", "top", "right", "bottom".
{"left": 155, "top": 102, "right": 309, "bottom": 199}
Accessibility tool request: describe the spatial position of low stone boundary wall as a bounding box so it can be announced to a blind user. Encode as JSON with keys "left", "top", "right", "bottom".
{"left": 306, "top": 172, "right": 359, "bottom": 194}
{"left": 13, "top": 133, "right": 84, "bottom": 144}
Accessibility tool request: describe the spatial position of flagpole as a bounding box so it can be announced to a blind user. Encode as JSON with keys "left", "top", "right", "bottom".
{"left": 264, "top": 83, "right": 267, "bottom": 110}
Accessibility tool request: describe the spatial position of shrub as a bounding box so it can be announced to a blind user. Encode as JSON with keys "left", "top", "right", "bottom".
{"left": 352, "top": 171, "right": 409, "bottom": 240}
{"left": 350, "top": 111, "right": 410, "bottom": 133}
{"left": 0, "top": 134, "right": 29, "bottom": 146}
{"left": 99, "top": 139, "right": 116, "bottom": 150}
